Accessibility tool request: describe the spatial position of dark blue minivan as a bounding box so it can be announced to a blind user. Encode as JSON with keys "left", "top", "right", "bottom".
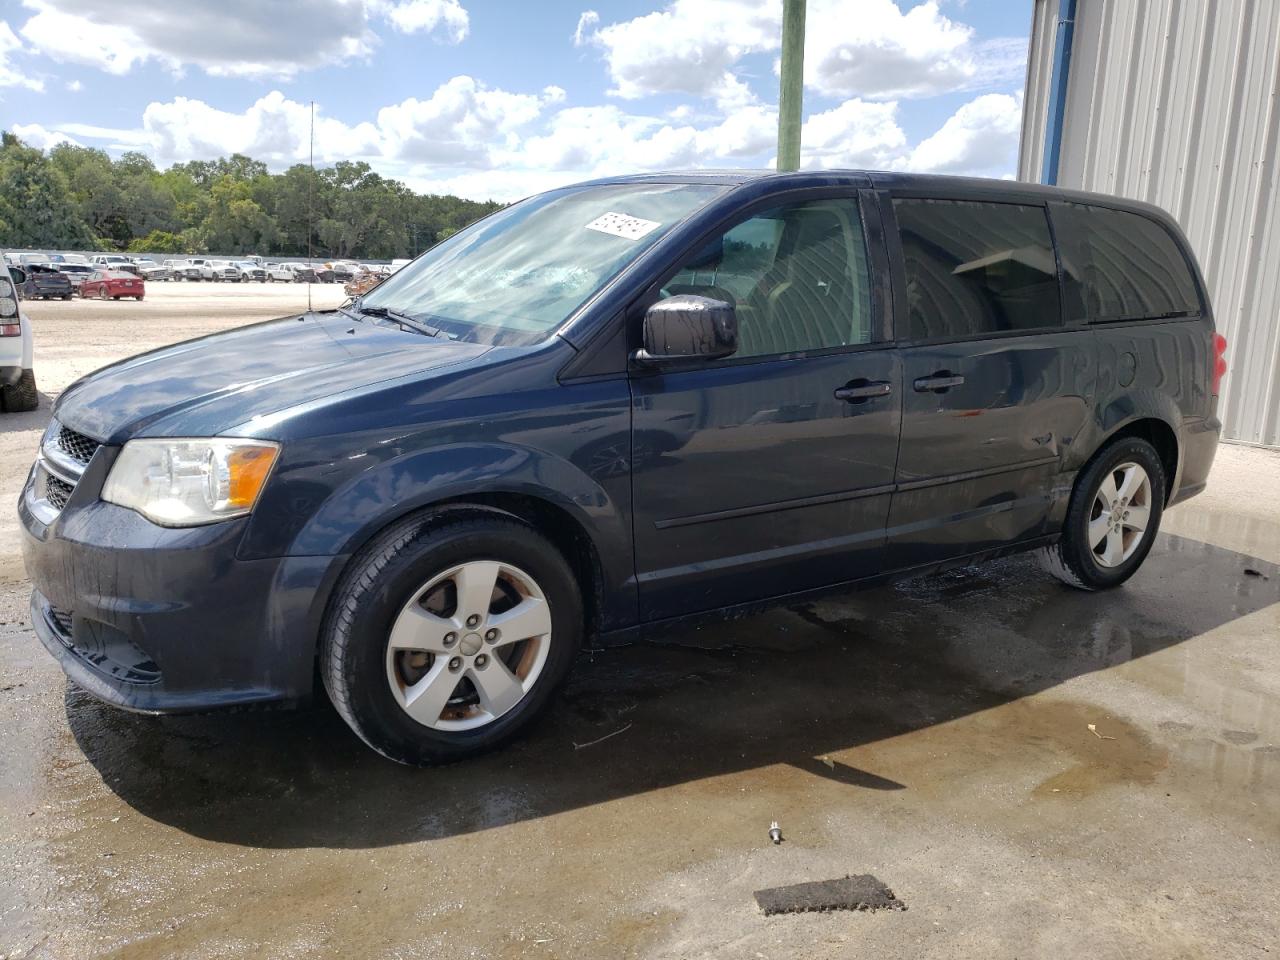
{"left": 20, "top": 171, "right": 1225, "bottom": 764}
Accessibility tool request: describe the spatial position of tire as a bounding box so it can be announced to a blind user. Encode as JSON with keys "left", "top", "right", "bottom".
{"left": 135, "top": 296, "right": 144, "bottom": 301}
{"left": 321, "top": 509, "right": 583, "bottom": 765}
{"left": 1, "top": 368, "right": 38, "bottom": 413}
{"left": 97, "top": 286, "right": 107, "bottom": 300}
{"left": 1038, "top": 437, "right": 1166, "bottom": 590}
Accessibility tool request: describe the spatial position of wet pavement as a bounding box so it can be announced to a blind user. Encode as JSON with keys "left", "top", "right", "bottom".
{"left": 1, "top": 370, "right": 1277, "bottom": 956}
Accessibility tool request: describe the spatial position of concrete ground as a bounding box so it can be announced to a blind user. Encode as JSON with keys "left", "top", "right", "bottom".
{"left": 1, "top": 287, "right": 1277, "bottom": 959}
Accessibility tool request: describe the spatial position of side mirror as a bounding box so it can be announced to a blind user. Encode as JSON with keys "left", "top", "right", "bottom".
{"left": 8, "top": 267, "right": 26, "bottom": 286}
{"left": 635, "top": 294, "right": 738, "bottom": 364}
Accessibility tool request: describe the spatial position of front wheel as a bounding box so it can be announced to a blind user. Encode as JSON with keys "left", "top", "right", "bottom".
{"left": 1038, "top": 437, "right": 1166, "bottom": 590}
{"left": 321, "top": 510, "right": 582, "bottom": 765}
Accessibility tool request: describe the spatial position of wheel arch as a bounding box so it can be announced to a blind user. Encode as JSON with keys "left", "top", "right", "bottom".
{"left": 284, "top": 442, "right": 635, "bottom": 648}
{"left": 1091, "top": 415, "right": 1180, "bottom": 504}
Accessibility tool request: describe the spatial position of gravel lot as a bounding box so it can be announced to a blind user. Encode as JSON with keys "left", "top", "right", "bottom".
{"left": 0, "top": 284, "right": 1277, "bottom": 959}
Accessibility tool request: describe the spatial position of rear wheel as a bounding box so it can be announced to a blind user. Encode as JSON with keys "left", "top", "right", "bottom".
{"left": 97, "top": 286, "right": 107, "bottom": 300}
{"left": 1, "top": 368, "right": 38, "bottom": 413}
{"left": 322, "top": 509, "right": 583, "bottom": 765}
{"left": 1038, "top": 437, "right": 1166, "bottom": 590}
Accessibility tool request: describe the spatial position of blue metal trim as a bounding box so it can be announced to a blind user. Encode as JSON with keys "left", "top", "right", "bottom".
{"left": 1041, "top": 0, "right": 1078, "bottom": 185}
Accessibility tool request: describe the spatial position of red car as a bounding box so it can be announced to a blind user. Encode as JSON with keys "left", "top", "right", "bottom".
{"left": 80, "top": 270, "right": 145, "bottom": 301}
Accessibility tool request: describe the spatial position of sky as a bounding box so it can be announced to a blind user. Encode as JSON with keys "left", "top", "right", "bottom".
{"left": 0, "top": 0, "right": 1033, "bottom": 202}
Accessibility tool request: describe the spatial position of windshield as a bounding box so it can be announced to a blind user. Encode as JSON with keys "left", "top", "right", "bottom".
{"left": 361, "top": 181, "right": 726, "bottom": 345}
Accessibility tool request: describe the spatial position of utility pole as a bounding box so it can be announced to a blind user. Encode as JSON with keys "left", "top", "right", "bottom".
{"left": 776, "top": 0, "right": 807, "bottom": 172}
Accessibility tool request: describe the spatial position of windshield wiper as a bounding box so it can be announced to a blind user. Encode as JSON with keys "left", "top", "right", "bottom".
{"left": 355, "top": 303, "right": 444, "bottom": 338}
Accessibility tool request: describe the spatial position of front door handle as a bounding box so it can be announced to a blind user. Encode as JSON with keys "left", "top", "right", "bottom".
{"left": 913, "top": 372, "right": 965, "bottom": 393}
{"left": 834, "top": 380, "right": 893, "bottom": 403}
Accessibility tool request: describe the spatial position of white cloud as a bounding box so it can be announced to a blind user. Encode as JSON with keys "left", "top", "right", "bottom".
{"left": 0, "top": 19, "right": 44, "bottom": 90}
{"left": 373, "top": 0, "right": 469, "bottom": 40}
{"left": 801, "top": 99, "right": 908, "bottom": 169}
{"left": 577, "top": 0, "right": 777, "bottom": 101}
{"left": 577, "top": 0, "right": 1025, "bottom": 104}
{"left": 10, "top": 123, "right": 78, "bottom": 149}
{"left": 803, "top": 0, "right": 1026, "bottom": 100}
{"left": 65, "top": 78, "right": 81, "bottom": 92}
{"left": 14, "top": 0, "right": 469, "bottom": 81}
{"left": 374, "top": 77, "right": 561, "bottom": 165}
{"left": 572, "top": 10, "right": 599, "bottom": 47}
{"left": 902, "top": 92, "right": 1023, "bottom": 175}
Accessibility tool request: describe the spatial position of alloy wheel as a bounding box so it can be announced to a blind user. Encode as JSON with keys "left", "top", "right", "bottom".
{"left": 385, "top": 560, "right": 552, "bottom": 731}
{"left": 1088, "top": 461, "right": 1152, "bottom": 567}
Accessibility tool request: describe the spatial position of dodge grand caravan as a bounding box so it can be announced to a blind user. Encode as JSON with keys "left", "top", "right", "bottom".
{"left": 20, "top": 172, "right": 1224, "bottom": 764}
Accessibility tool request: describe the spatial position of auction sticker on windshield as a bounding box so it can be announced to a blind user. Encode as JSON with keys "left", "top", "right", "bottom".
{"left": 585, "top": 212, "right": 661, "bottom": 241}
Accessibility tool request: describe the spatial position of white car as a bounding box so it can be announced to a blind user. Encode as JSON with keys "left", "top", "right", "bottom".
{"left": 0, "top": 264, "right": 37, "bottom": 413}
{"left": 91, "top": 255, "right": 131, "bottom": 269}
{"left": 200, "top": 259, "right": 240, "bottom": 282}
{"left": 262, "top": 262, "right": 294, "bottom": 282}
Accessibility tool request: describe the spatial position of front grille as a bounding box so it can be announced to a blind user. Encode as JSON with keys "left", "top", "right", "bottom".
{"left": 55, "top": 425, "right": 101, "bottom": 466}
{"left": 44, "top": 473, "right": 73, "bottom": 510}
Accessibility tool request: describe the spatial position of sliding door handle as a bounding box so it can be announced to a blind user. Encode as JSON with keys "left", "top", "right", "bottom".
{"left": 834, "top": 380, "right": 892, "bottom": 402}
{"left": 913, "top": 372, "right": 965, "bottom": 393}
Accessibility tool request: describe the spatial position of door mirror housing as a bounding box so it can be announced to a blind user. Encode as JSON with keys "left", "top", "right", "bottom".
{"left": 635, "top": 294, "right": 738, "bottom": 364}
{"left": 7, "top": 267, "right": 26, "bottom": 286}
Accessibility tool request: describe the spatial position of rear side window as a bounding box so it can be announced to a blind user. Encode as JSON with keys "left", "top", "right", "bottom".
{"left": 893, "top": 198, "right": 1062, "bottom": 340}
{"left": 1051, "top": 203, "right": 1200, "bottom": 322}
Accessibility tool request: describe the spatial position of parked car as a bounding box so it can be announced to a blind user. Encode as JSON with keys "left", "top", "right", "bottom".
{"left": 91, "top": 255, "right": 131, "bottom": 269}
{"left": 284, "top": 262, "right": 319, "bottom": 283}
{"left": 200, "top": 259, "right": 240, "bottom": 282}
{"left": 19, "top": 171, "right": 1225, "bottom": 766}
{"left": 262, "top": 262, "right": 295, "bottom": 282}
{"left": 164, "top": 259, "right": 201, "bottom": 281}
{"left": 236, "top": 261, "right": 267, "bottom": 282}
{"left": 329, "top": 261, "right": 359, "bottom": 283}
{"left": 133, "top": 259, "right": 172, "bottom": 282}
{"left": 0, "top": 264, "right": 37, "bottom": 412}
{"left": 19, "top": 264, "right": 73, "bottom": 300}
{"left": 58, "top": 264, "right": 95, "bottom": 295}
{"left": 79, "top": 269, "right": 144, "bottom": 300}
{"left": 54, "top": 253, "right": 91, "bottom": 266}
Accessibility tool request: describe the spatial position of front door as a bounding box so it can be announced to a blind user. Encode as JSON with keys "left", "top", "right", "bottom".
{"left": 884, "top": 195, "right": 1095, "bottom": 568}
{"left": 630, "top": 192, "right": 901, "bottom": 621}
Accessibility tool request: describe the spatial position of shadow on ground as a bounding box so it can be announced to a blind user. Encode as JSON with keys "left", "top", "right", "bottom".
{"left": 67, "top": 534, "right": 1279, "bottom": 849}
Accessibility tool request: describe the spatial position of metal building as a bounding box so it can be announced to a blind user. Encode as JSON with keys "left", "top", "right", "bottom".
{"left": 1019, "top": 0, "right": 1280, "bottom": 446}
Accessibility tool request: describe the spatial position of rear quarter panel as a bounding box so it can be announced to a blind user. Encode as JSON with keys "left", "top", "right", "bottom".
{"left": 1083, "top": 316, "right": 1217, "bottom": 499}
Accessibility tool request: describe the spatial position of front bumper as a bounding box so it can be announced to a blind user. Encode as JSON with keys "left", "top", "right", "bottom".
{"left": 20, "top": 459, "right": 341, "bottom": 713}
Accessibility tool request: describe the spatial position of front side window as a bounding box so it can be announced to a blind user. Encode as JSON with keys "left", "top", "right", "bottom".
{"left": 894, "top": 198, "right": 1062, "bottom": 340}
{"left": 1051, "top": 203, "right": 1201, "bottom": 322}
{"left": 362, "top": 182, "right": 727, "bottom": 345}
{"left": 662, "top": 197, "right": 873, "bottom": 358}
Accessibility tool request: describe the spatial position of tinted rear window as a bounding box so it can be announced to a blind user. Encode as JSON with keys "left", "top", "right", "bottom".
{"left": 1051, "top": 203, "right": 1200, "bottom": 322}
{"left": 893, "top": 198, "right": 1062, "bottom": 340}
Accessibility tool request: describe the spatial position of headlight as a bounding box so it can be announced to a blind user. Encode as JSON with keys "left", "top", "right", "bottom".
{"left": 102, "top": 438, "right": 280, "bottom": 527}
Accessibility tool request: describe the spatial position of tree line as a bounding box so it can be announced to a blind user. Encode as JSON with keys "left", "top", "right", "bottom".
{"left": 0, "top": 132, "right": 503, "bottom": 258}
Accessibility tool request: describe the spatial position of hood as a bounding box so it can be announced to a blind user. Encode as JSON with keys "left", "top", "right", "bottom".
{"left": 56, "top": 312, "right": 491, "bottom": 442}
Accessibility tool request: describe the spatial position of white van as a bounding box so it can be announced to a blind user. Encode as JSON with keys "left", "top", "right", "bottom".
{"left": 0, "top": 263, "right": 37, "bottom": 412}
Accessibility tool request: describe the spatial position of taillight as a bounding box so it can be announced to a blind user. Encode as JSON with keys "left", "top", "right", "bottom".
{"left": 1, "top": 323, "right": 20, "bottom": 337}
{"left": 1212, "top": 332, "right": 1228, "bottom": 396}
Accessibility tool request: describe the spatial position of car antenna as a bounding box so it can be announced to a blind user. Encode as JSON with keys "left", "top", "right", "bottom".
{"left": 307, "top": 99, "right": 315, "bottom": 315}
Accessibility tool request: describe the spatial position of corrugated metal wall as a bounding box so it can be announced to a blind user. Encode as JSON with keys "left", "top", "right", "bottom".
{"left": 1019, "top": 0, "right": 1280, "bottom": 446}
